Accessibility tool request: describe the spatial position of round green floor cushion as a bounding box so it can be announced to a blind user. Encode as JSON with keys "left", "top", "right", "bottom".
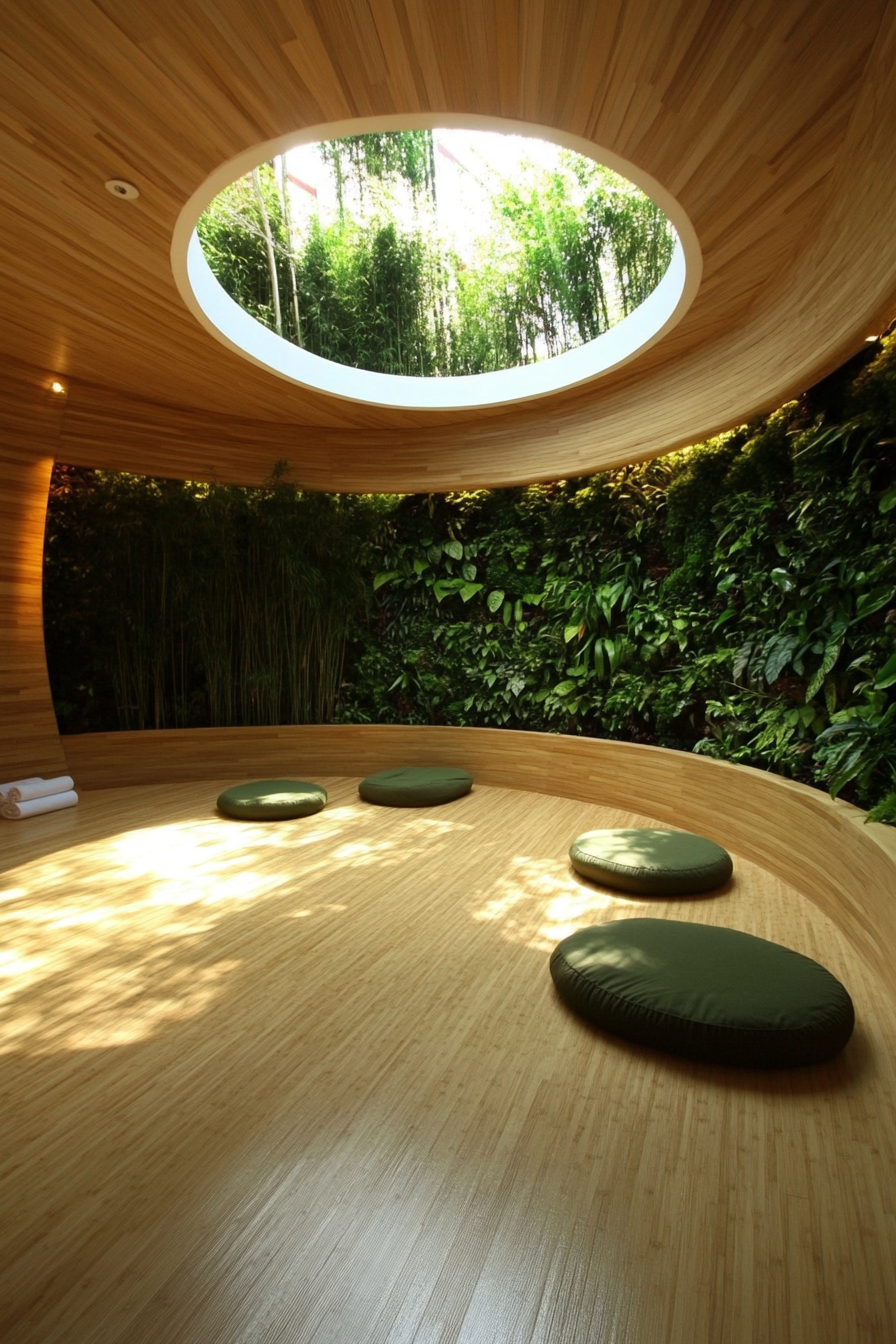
{"left": 550, "top": 919, "right": 855, "bottom": 1067}
{"left": 217, "top": 779, "right": 327, "bottom": 821}
{"left": 569, "top": 828, "right": 733, "bottom": 896}
{"left": 358, "top": 766, "right": 473, "bottom": 807}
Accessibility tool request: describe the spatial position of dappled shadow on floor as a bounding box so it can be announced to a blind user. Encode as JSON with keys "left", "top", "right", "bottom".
{"left": 0, "top": 796, "right": 476, "bottom": 1056}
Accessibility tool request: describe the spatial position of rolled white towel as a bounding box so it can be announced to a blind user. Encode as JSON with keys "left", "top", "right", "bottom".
{"left": 1, "top": 790, "right": 78, "bottom": 820}
{"left": 6, "top": 776, "right": 74, "bottom": 803}
{"left": 0, "top": 776, "right": 44, "bottom": 802}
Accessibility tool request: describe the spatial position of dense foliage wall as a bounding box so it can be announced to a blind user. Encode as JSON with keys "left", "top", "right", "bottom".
{"left": 44, "top": 336, "right": 896, "bottom": 819}
{"left": 44, "top": 474, "right": 387, "bottom": 732}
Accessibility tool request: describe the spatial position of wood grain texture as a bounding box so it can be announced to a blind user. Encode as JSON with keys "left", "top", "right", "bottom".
{"left": 0, "top": 2, "right": 895, "bottom": 488}
{"left": 0, "top": 362, "right": 67, "bottom": 780}
{"left": 63, "top": 724, "right": 896, "bottom": 985}
{"left": 0, "top": 777, "right": 893, "bottom": 1343}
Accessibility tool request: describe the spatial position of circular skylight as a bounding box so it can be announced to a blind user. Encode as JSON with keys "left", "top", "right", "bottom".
{"left": 172, "top": 116, "right": 701, "bottom": 410}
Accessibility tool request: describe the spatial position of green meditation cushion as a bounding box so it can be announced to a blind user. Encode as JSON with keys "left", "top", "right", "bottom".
{"left": 217, "top": 779, "right": 327, "bottom": 821}
{"left": 358, "top": 765, "right": 473, "bottom": 807}
{"left": 569, "top": 827, "right": 733, "bottom": 896}
{"left": 550, "top": 919, "right": 855, "bottom": 1068}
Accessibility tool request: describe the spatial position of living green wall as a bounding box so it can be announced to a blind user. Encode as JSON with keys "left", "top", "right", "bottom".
{"left": 44, "top": 335, "right": 896, "bottom": 818}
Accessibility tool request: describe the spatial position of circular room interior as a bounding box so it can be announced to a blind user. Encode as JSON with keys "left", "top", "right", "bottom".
{"left": 1, "top": 3, "right": 896, "bottom": 1342}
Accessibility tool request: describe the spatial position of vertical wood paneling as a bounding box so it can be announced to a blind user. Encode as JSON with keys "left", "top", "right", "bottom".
{"left": 0, "top": 361, "right": 66, "bottom": 780}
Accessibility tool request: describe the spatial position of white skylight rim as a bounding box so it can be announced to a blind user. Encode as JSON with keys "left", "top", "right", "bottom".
{"left": 171, "top": 115, "right": 702, "bottom": 411}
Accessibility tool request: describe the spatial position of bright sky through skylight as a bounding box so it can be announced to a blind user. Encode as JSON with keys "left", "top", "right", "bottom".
{"left": 285, "top": 128, "right": 568, "bottom": 265}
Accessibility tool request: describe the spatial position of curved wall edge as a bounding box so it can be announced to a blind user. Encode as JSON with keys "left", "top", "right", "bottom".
{"left": 62, "top": 724, "right": 896, "bottom": 981}
{"left": 0, "top": 361, "right": 67, "bottom": 781}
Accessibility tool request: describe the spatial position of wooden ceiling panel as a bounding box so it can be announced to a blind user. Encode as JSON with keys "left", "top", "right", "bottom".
{"left": 0, "top": 0, "right": 894, "bottom": 486}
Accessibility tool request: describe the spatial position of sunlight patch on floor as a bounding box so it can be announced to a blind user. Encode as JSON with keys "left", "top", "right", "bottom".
{"left": 0, "top": 815, "right": 345, "bottom": 1055}
{"left": 472, "top": 855, "right": 620, "bottom": 951}
{"left": 0, "top": 806, "right": 484, "bottom": 1055}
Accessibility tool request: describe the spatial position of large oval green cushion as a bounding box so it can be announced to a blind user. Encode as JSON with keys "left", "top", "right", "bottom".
{"left": 570, "top": 828, "right": 733, "bottom": 895}
{"left": 217, "top": 779, "right": 327, "bottom": 821}
{"left": 358, "top": 766, "right": 473, "bottom": 807}
{"left": 550, "top": 919, "right": 855, "bottom": 1068}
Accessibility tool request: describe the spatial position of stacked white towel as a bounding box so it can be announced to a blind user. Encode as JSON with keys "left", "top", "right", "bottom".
{"left": 0, "top": 776, "right": 43, "bottom": 802}
{"left": 0, "top": 776, "right": 78, "bottom": 820}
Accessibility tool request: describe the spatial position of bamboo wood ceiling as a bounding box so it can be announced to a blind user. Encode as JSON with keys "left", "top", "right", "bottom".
{"left": 2, "top": 0, "right": 896, "bottom": 490}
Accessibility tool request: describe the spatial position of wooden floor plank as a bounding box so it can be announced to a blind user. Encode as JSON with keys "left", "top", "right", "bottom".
{"left": 0, "top": 780, "right": 894, "bottom": 1343}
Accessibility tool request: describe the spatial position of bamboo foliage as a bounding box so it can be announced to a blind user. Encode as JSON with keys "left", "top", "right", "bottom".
{"left": 196, "top": 133, "right": 674, "bottom": 378}
{"left": 44, "top": 469, "right": 387, "bottom": 731}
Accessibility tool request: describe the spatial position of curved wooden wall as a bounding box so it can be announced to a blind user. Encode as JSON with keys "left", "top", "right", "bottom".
{"left": 0, "top": 0, "right": 896, "bottom": 491}
{"left": 63, "top": 724, "right": 896, "bottom": 982}
{"left": 0, "top": 363, "right": 68, "bottom": 781}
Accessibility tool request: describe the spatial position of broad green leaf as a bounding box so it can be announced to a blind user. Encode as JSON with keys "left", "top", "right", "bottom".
{"left": 769, "top": 568, "right": 794, "bottom": 592}
{"left": 553, "top": 680, "right": 577, "bottom": 697}
{"left": 806, "top": 637, "right": 843, "bottom": 699}
{"left": 433, "top": 578, "right": 462, "bottom": 601}
{"left": 874, "top": 651, "right": 896, "bottom": 689}
{"left": 732, "top": 640, "right": 753, "bottom": 683}
{"left": 763, "top": 633, "right": 799, "bottom": 684}
{"left": 459, "top": 582, "right": 483, "bottom": 603}
{"left": 373, "top": 570, "right": 400, "bottom": 591}
{"left": 855, "top": 585, "right": 894, "bottom": 622}
{"left": 444, "top": 539, "right": 463, "bottom": 560}
{"left": 486, "top": 589, "right": 505, "bottom": 613}
{"left": 879, "top": 485, "right": 896, "bottom": 514}
{"left": 564, "top": 623, "right": 582, "bottom": 644}
{"left": 462, "top": 562, "right": 477, "bottom": 582}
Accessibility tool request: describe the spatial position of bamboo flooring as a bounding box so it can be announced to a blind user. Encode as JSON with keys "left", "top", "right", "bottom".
{"left": 1, "top": 779, "right": 894, "bottom": 1343}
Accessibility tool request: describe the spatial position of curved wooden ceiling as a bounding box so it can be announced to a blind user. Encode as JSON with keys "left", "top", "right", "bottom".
{"left": 2, "top": 0, "right": 896, "bottom": 490}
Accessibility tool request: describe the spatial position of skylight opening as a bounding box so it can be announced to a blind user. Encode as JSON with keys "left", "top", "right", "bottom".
{"left": 172, "top": 117, "right": 701, "bottom": 409}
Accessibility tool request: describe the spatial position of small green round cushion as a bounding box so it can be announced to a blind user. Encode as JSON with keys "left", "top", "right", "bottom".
{"left": 550, "top": 919, "right": 855, "bottom": 1068}
{"left": 217, "top": 779, "right": 327, "bottom": 821}
{"left": 358, "top": 766, "right": 473, "bottom": 807}
{"left": 569, "top": 827, "right": 733, "bottom": 896}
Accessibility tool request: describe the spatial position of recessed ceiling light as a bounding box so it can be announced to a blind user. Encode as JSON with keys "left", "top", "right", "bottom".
{"left": 50, "top": 380, "right": 66, "bottom": 394}
{"left": 105, "top": 178, "right": 140, "bottom": 201}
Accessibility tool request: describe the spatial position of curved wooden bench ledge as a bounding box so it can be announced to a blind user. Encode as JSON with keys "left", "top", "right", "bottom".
{"left": 62, "top": 725, "right": 896, "bottom": 982}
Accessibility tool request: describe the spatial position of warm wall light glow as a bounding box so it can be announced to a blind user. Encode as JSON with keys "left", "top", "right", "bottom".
{"left": 50, "top": 380, "right": 66, "bottom": 394}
